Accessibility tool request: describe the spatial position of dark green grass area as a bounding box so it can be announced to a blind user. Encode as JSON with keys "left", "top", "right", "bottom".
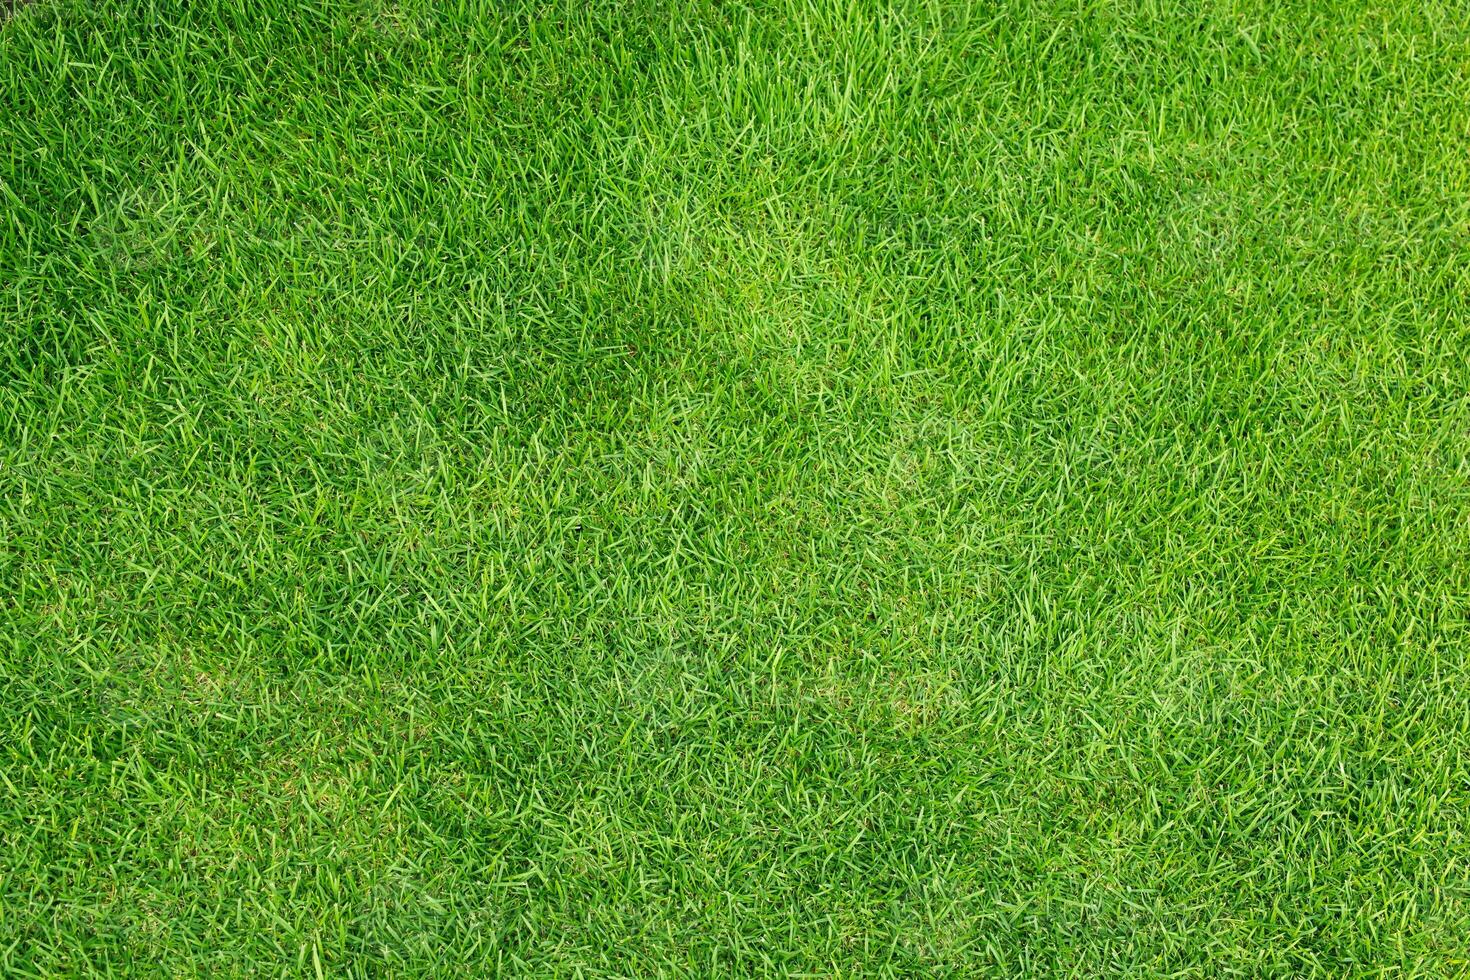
{"left": 3, "top": 0, "right": 1470, "bottom": 973}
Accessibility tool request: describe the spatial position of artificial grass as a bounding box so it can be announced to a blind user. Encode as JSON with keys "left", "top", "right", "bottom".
{"left": 2, "top": 0, "right": 1469, "bottom": 974}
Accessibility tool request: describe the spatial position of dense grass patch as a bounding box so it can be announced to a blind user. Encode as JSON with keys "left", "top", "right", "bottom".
{"left": 3, "top": 0, "right": 1469, "bottom": 973}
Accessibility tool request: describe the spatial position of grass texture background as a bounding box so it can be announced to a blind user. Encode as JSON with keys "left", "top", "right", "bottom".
{"left": 2, "top": 0, "right": 1469, "bottom": 974}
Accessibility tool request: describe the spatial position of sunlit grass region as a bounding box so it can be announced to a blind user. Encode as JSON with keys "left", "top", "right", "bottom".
{"left": 3, "top": 0, "right": 1469, "bottom": 974}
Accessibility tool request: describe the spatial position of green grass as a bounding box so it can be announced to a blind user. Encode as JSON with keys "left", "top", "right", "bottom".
{"left": 3, "top": 0, "right": 1469, "bottom": 973}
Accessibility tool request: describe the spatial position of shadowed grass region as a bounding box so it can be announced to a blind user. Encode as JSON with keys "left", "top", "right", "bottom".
{"left": 3, "top": 0, "right": 1470, "bottom": 974}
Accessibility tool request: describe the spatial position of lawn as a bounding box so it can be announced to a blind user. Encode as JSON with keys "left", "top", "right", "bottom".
{"left": 3, "top": 0, "right": 1469, "bottom": 974}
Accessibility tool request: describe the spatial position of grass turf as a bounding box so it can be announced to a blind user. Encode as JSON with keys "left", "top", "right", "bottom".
{"left": 3, "top": 0, "right": 1470, "bottom": 974}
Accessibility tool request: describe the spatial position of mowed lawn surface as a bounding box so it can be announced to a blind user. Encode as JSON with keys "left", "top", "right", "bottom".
{"left": 3, "top": 0, "right": 1470, "bottom": 973}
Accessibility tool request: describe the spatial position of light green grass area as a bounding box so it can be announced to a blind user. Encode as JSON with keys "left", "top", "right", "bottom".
{"left": 3, "top": 0, "right": 1469, "bottom": 974}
